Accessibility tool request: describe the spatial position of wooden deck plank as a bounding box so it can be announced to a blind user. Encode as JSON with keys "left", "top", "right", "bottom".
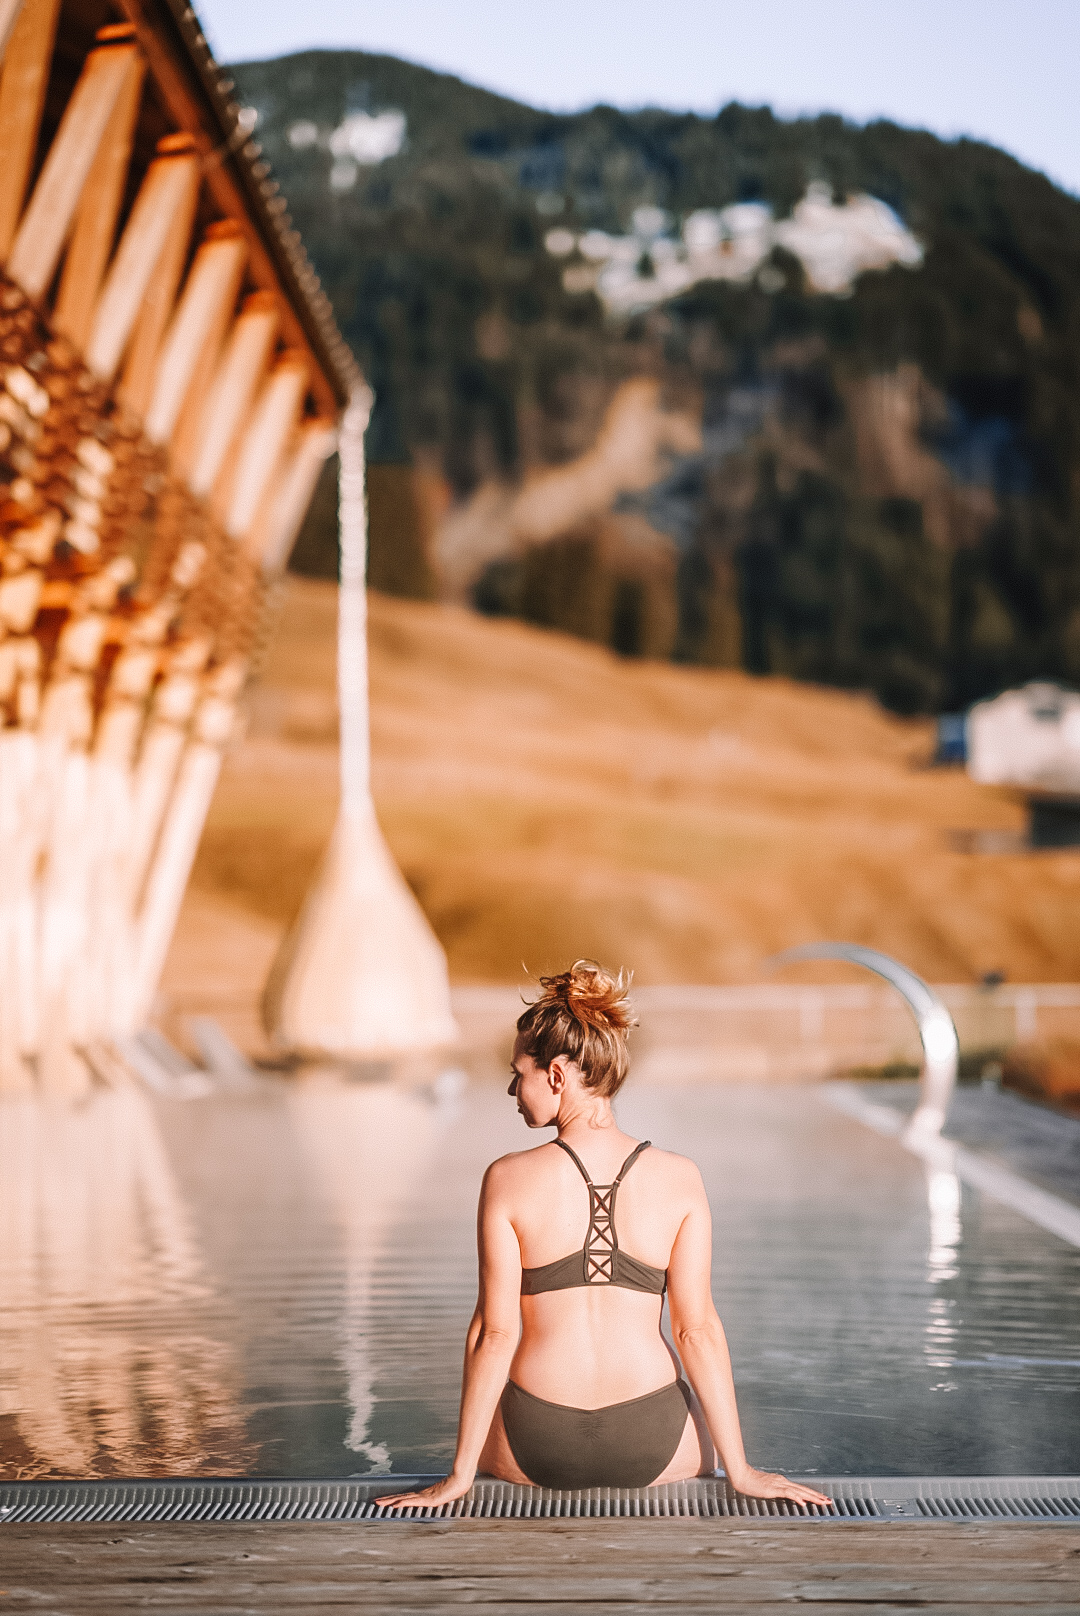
{"left": 2, "top": 1521, "right": 1077, "bottom": 1612}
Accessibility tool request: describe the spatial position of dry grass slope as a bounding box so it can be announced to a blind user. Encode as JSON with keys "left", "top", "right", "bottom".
{"left": 164, "top": 577, "right": 1080, "bottom": 1040}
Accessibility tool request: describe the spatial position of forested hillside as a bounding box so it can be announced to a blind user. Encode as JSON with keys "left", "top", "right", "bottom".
{"left": 232, "top": 49, "right": 1080, "bottom": 713}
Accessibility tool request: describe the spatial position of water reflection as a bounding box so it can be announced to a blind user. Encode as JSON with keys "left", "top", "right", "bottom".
{"left": 0, "top": 1087, "right": 249, "bottom": 1478}
{"left": 925, "top": 1163, "right": 962, "bottom": 1282}
{"left": 922, "top": 1148, "right": 961, "bottom": 1385}
{"left": 286, "top": 1080, "right": 443, "bottom": 1469}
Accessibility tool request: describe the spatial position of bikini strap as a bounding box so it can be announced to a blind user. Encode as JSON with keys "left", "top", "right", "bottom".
{"left": 553, "top": 1138, "right": 592, "bottom": 1183}
{"left": 554, "top": 1137, "right": 651, "bottom": 1186}
{"left": 554, "top": 1137, "right": 651, "bottom": 1285}
{"left": 614, "top": 1140, "right": 651, "bottom": 1183}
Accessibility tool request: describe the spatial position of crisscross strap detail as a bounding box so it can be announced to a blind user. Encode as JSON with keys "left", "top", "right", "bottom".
{"left": 554, "top": 1139, "right": 651, "bottom": 1285}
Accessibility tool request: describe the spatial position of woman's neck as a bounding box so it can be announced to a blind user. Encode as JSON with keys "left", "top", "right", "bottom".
{"left": 555, "top": 1095, "right": 616, "bottom": 1135}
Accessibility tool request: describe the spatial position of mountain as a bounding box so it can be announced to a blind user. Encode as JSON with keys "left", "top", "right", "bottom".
{"left": 232, "top": 50, "right": 1080, "bottom": 713}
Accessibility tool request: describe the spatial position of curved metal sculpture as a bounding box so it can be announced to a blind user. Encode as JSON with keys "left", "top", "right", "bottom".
{"left": 771, "top": 943, "right": 958, "bottom": 1140}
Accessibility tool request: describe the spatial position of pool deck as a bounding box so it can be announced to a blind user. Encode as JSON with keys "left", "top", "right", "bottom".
{"left": 3, "top": 1519, "right": 1078, "bottom": 1612}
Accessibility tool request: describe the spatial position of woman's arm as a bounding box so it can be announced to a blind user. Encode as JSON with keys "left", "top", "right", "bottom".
{"left": 666, "top": 1165, "right": 832, "bottom": 1510}
{"left": 378, "top": 1158, "right": 522, "bottom": 1509}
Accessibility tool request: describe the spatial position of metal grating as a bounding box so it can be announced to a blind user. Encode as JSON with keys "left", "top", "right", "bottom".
{"left": 1, "top": 1477, "right": 1079, "bottom": 1524}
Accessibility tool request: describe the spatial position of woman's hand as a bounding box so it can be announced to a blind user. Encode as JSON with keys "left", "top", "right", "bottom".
{"left": 374, "top": 1473, "right": 474, "bottom": 1513}
{"left": 727, "top": 1467, "right": 834, "bottom": 1511}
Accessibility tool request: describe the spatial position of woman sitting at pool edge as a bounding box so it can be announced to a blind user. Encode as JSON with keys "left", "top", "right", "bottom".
{"left": 379, "top": 962, "right": 831, "bottom": 1510}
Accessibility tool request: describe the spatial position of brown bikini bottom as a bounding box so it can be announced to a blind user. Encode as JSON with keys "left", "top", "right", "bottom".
{"left": 500, "top": 1378, "right": 691, "bottom": 1489}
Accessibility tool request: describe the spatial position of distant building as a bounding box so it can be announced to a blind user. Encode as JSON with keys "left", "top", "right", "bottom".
{"left": 967, "top": 684, "right": 1080, "bottom": 847}
{"left": 967, "top": 683, "right": 1080, "bottom": 789}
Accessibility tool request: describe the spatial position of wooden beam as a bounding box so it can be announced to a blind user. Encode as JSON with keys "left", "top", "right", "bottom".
{"left": 53, "top": 51, "right": 146, "bottom": 351}
{"left": 0, "top": 0, "right": 61, "bottom": 258}
{"left": 143, "top": 223, "right": 246, "bottom": 449}
{"left": 117, "top": 0, "right": 341, "bottom": 420}
{"left": 189, "top": 289, "right": 278, "bottom": 501}
{"left": 160, "top": 226, "right": 248, "bottom": 477}
{"left": 7, "top": 36, "right": 141, "bottom": 302}
{"left": 122, "top": 640, "right": 209, "bottom": 930}
{"left": 84, "top": 137, "right": 200, "bottom": 383}
{"left": 250, "top": 418, "right": 336, "bottom": 575}
{"left": 129, "top": 660, "right": 246, "bottom": 1030}
{"left": 117, "top": 147, "right": 199, "bottom": 418}
{"left": 225, "top": 353, "right": 309, "bottom": 547}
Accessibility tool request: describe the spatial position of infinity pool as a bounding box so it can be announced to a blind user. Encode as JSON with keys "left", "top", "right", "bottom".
{"left": 2, "top": 1075, "right": 1078, "bottom": 1479}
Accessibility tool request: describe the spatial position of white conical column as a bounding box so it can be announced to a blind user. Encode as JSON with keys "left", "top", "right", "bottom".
{"left": 263, "top": 388, "right": 458, "bottom": 1058}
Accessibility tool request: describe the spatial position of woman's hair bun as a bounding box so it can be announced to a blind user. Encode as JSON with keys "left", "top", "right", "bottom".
{"left": 539, "top": 960, "right": 635, "bottom": 1034}
{"left": 516, "top": 960, "right": 636, "bottom": 1098}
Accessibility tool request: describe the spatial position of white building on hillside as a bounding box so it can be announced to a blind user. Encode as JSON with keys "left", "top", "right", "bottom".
{"left": 967, "top": 683, "right": 1080, "bottom": 788}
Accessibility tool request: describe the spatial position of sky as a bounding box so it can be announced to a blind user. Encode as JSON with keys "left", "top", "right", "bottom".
{"left": 196, "top": 1, "right": 1080, "bottom": 198}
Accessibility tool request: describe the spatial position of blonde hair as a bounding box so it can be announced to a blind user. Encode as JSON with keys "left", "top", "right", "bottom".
{"left": 516, "top": 961, "right": 637, "bottom": 1098}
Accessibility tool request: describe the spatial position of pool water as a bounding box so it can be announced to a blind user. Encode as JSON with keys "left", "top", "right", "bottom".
{"left": 1, "top": 1075, "right": 1078, "bottom": 1480}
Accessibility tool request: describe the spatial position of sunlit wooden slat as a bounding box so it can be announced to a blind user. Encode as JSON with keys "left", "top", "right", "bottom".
{"left": 84, "top": 138, "right": 200, "bottom": 383}
{"left": 144, "top": 221, "right": 246, "bottom": 449}
{"left": 0, "top": 0, "right": 61, "bottom": 258}
{"left": 53, "top": 53, "right": 146, "bottom": 350}
{"left": 225, "top": 353, "right": 310, "bottom": 546}
{"left": 118, "top": 150, "right": 200, "bottom": 418}
{"left": 168, "top": 244, "right": 255, "bottom": 481}
{"left": 129, "top": 660, "right": 246, "bottom": 1031}
{"left": 121, "top": 642, "right": 209, "bottom": 935}
{"left": 189, "top": 289, "right": 278, "bottom": 502}
{"left": 251, "top": 418, "right": 336, "bottom": 575}
{"left": 7, "top": 36, "right": 141, "bottom": 302}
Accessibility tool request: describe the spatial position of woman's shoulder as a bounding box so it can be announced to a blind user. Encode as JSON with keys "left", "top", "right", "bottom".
{"left": 634, "top": 1143, "right": 706, "bottom": 1196}
{"left": 640, "top": 1142, "right": 700, "bottom": 1172}
{"left": 483, "top": 1140, "right": 560, "bottom": 1179}
{"left": 480, "top": 1142, "right": 557, "bottom": 1195}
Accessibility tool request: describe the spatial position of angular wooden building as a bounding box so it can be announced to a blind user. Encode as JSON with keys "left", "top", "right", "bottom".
{"left": 0, "top": 0, "right": 456, "bottom": 1095}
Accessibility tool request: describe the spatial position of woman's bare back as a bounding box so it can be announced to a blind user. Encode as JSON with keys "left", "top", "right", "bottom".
{"left": 487, "top": 1129, "right": 701, "bottom": 1409}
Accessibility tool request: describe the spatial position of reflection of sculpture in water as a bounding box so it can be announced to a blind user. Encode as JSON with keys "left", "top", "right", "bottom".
{"left": 0, "top": 1086, "right": 249, "bottom": 1477}
{"left": 286, "top": 1081, "right": 442, "bottom": 1470}
{"left": 926, "top": 1163, "right": 962, "bottom": 1283}
{"left": 923, "top": 1155, "right": 962, "bottom": 1376}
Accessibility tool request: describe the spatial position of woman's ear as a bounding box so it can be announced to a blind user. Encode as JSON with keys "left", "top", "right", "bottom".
{"left": 547, "top": 1057, "right": 566, "bottom": 1093}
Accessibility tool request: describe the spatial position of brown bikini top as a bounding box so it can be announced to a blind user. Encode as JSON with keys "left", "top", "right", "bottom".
{"left": 520, "top": 1139, "right": 667, "bottom": 1296}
